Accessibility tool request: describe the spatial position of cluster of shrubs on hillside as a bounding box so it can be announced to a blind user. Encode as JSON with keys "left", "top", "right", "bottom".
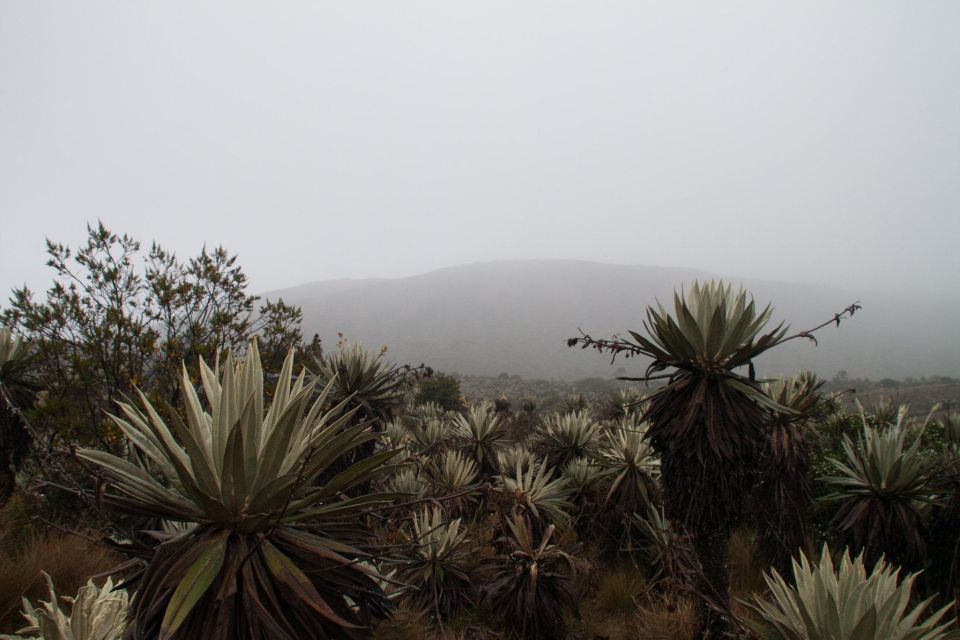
{"left": 460, "top": 370, "right": 960, "bottom": 422}
{"left": 2, "top": 224, "right": 960, "bottom": 640}
{"left": 457, "top": 373, "right": 633, "bottom": 416}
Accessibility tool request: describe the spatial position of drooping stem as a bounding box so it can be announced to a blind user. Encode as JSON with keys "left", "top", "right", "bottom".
{"left": 567, "top": 301, "right": 862, "bottom": 375}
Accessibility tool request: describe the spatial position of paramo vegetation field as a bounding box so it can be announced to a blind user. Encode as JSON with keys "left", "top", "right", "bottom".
{"left": 2, "top": 225, "right": 960, "bottom": 640}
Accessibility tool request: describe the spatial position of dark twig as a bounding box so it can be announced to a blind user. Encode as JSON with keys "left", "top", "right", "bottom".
{"left": 566, "top": 302, "right": 862, "bottom": 383}
{"left": 772, "top": 302, "right": 862, "bottom": 348}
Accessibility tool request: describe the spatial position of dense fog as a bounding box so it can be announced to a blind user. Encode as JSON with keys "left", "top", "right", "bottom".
{"left": 2, "top": 2, "right": 959, "bottom": 301}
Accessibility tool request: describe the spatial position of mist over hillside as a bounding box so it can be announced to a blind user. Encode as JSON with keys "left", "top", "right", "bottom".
{"left": 265, "top": 260, "right": 960, "bottom": 381}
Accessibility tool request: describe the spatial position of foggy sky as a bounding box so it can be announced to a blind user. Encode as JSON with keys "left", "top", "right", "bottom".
{"left": 2, "top": 2, "right": 959, "bottom": 299}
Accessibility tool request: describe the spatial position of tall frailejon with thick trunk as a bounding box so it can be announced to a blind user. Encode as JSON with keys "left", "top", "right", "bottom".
{"left": 646, "top": 369, "right": 771, "bottom": 636}
{"left": 568, "top": 282, "right": 859, "bottom": 638}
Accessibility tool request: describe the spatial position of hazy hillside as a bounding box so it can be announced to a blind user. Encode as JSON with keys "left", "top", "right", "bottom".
{"left": 264, "top": 260, "right": 960, "bottom": 381}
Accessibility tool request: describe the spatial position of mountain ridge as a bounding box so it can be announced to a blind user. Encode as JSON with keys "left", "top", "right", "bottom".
{"left": 262, "top": 260, "right": 959, "bottom": 381}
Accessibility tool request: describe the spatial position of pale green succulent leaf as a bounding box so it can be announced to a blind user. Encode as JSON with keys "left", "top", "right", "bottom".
{"left": 160, "top": 533, "right": 227, "bottom": 640}
{"left": 261, "top": 541, "right": 360, "bottom": 629}
{"left": 746, "top": 545, "right": 957, "bottom": 640}
{"left": 287, "top": 491, "right": 407, "bottom": 522}
{"left": 76, "top": 449, "right": 201, "bottom": 518}
{"left": 165, "top": 410, "right": 220, "bottom": 499}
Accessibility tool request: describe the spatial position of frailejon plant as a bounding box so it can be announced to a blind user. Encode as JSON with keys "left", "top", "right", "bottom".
{"left": 407, "top": 417, "right": 449, "bottom": 456}
{"left": 0, "top": 326, "right": 37, "bottom": 508}
{"left": 496, "top": 445, "right": 537, "bottom": 476}
{"left": 757, "top": 371, "right": 824, "bottom": 577}
{"left": 385, "top": 467, "right": 426, "bottom": 503}
{"left": 937, "top": 412, "right": 960, "bottom": 446}
{"left": 482, "top": 515, "right": 578, "bottom": 640}
{"left": 927, "top": 442, "right": 960, "bottom": 602}
{"left": 77, "top": 341, "right": 401, "bottom": 640}
{"left": 635, "top": 505, "right": 698, "bottom": 592}
{"left": 409, "top": 401, "right": 447, "bottom": 424}
{"left": 314, "top": 342, "right": 409, "bottom": 428}
{"left": 535, "top": 410, "right": 602, "bottom": 468}
{"left": 747, "top": 545, "right": 956, "bottom": 640}
{"left": 453, "top": 401, "right": 506, "bottom": 475}
{"left": 426, "top": 450, "right": 480, "bottom": 515}
{"left": 822, "top": 406, "right": 935, "bottom": 568}
{"left": 599, "top": 418, "right": 660, "bottom": 548}
{"left": 600, "top": 418, "right": 659, "bottom": 513}
{"left": 562, "top": 457, "right": 609, "bottom": 504}
{"left": 570, "top": 281, "right": 858, "bottom": 638}
{"left": 572, "top": 282, "right": 784, "bottom": 636}
{"left": 382, "top": 419, "right": 411, "bottom": 452}
{"left": 313, "top": 342, "right": 412, "bottom": 488}
{"left": 496, "top": 459, "right": 573, "bottom": 527}
{"left": 2, "top": 573, "right": 128, "bottom": 640}
{"left": 394, "top": 506, "right": 473, "bottom": 627}
{"left": 600, "top": 387, "right": 645, "bottom": 421}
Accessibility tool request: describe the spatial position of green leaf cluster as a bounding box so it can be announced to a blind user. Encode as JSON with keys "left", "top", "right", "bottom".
{"left": 823, "top": 407, "right": 935, "bottom": 566}
{"left": 748, "top": 545, "right": 956, "bottom": 640}
{"left": 77, "top": 340, "right": 400, "bottom": 639}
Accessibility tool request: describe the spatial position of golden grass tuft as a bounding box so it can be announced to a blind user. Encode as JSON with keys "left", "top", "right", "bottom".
{"left": 0, "top": 501, "right": 120, "bottom": 633}
{"left": 373, "top": 602, "right": 435, "bottom": 640}
{"left": 634, "top": 596, "right": 698, "bottom": 640}
{"left": 372, "top": 602, "right": 503, "bottom": 640}
{"left": 593, "top": 565, "right": 646, "bottom": 613}
{"left": 575, "top": 591, "right": 697, "bottom": 640}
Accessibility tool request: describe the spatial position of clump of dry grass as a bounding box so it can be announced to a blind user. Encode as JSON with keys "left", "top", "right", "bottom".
{"left": 575, "top": 589, "right": 696, "bottom": 640}
{"left": 374, "top": 602, "right": 435, "bottom": 640}
{"left": 635, "top": 596, "right": 697, "bottom": 640}
{"left": 373, "top": 602, "right": 503, "bottom": 640}
{"left": 0, "top": 502, "right": 119, "bottom": 633}
{"left": 593, "top": 565, "right": 646, "bottom": 613}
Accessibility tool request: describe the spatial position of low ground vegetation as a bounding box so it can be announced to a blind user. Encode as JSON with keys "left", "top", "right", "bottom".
{"left": 4, "top": 353, "right": 960, "bottom": 638}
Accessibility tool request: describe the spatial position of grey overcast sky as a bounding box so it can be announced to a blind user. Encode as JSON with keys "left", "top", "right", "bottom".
{"left": 1, "top": 2, "right": 958, "bottom": 298}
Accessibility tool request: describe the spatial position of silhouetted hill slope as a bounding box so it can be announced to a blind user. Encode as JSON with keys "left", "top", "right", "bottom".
{"left": 263, "top": 260, "right": 960, "bottom": 381}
